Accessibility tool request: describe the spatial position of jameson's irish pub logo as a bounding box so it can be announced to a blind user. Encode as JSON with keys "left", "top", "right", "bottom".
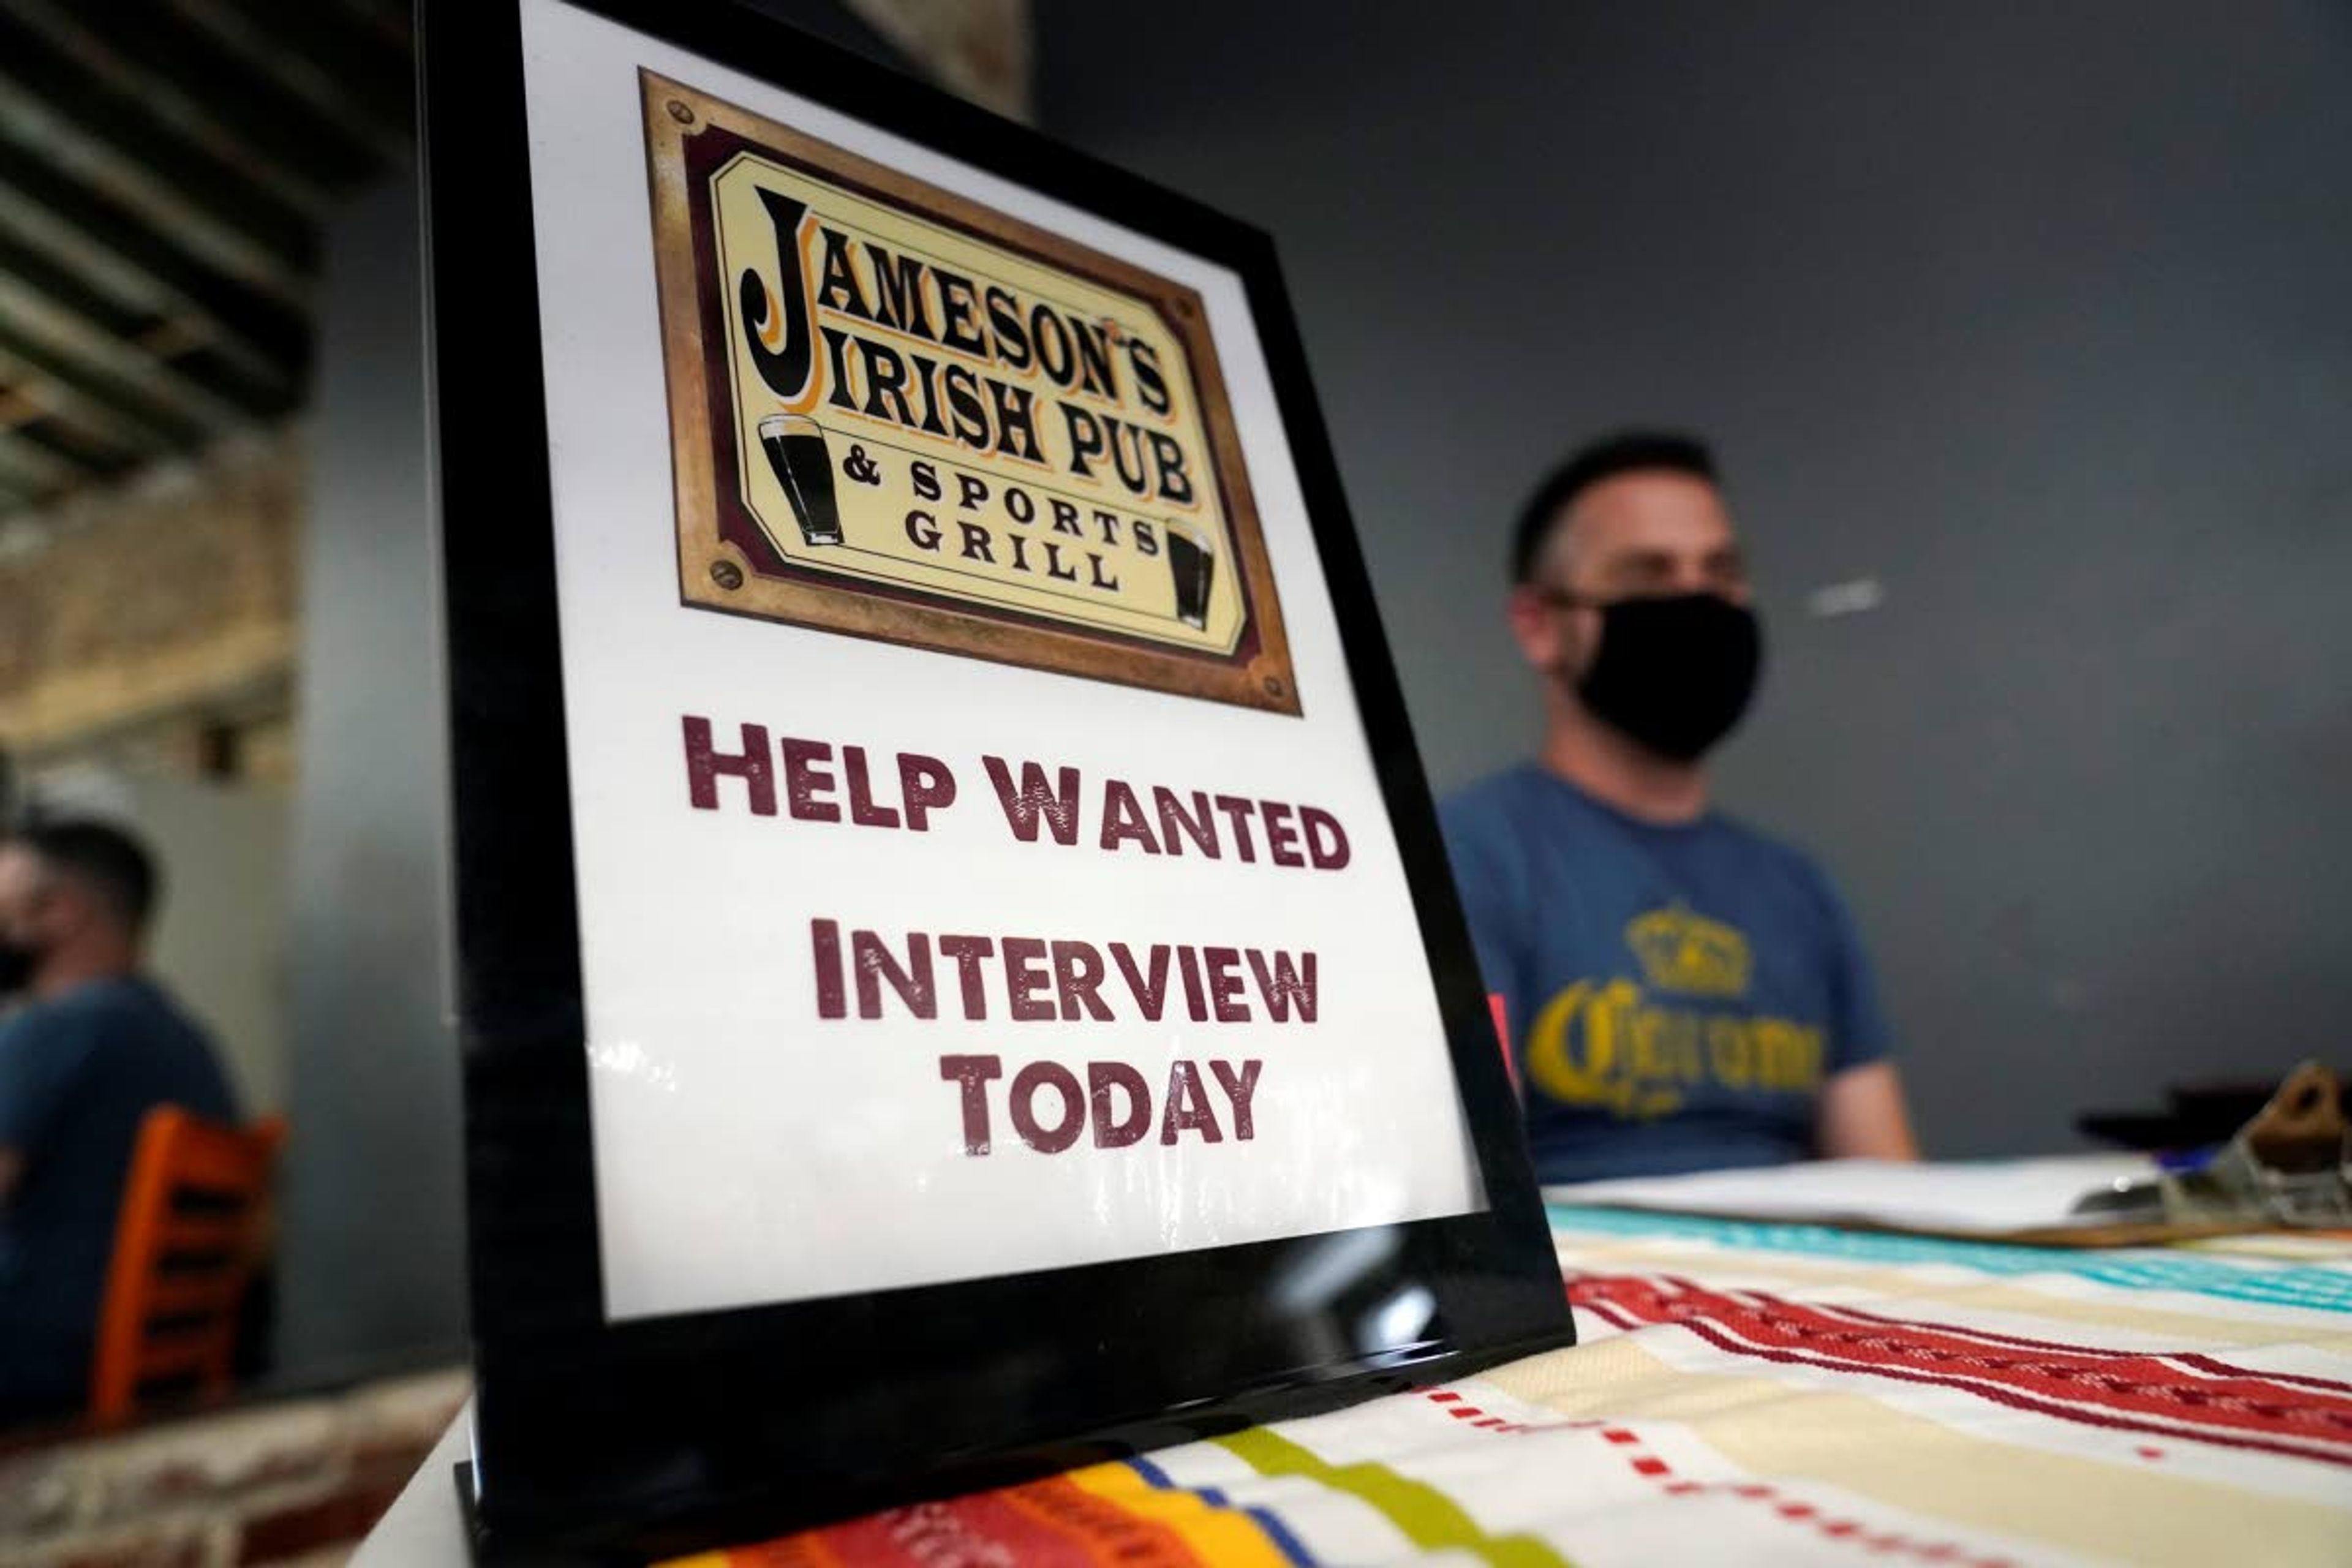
{"left": 641, "top": 72, "right": 1299, "bottom": 714}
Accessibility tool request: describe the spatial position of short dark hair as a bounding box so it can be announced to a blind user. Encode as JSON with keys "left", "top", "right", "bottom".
{"left": 1509, "top": 429, "right": 1719, "bottom": 584}
{"left": 11, "top": 818, "right": 159, "bottom": 930}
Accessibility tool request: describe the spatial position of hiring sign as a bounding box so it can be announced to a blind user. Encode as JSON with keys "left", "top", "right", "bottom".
{"left": 429, "top": 1, "right": 1564, "bottom": 1554}
{"left": 537, "top": 45, "right": 1483, "bottom": 1324}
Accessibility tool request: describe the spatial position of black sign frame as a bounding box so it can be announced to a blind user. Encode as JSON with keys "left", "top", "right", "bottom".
{"left": 420, "top": 1, "right": 1571, "bottom": 1559}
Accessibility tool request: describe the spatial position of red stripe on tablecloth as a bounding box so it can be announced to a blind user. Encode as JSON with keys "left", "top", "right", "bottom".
{"left": 1765, "top": 1295, "right": 2352, "bottom": 1395}
{"left": 1589, "top": 1275, "right": 2352, "bottom": 1441}
{"left": 1575, "top": 1295, "right": 1645, "bottom": 1333}
{"left": 2171, "top": 1351, "right": 2352, "bottom": 1396}
{"left": 1567, "top": 1275, "right": 2352, "bottom": 1468}
{"left": 1672, "top": 1311, "right": 2352, "bottom": 1468}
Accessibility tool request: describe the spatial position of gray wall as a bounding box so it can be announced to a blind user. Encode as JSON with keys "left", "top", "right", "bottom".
{"left": 1041, "top": 1, "right": 2352, "bottom": 1156}
{"left": 281, "top": 176, "right": 466, "bottom": 1374}
{"left": 133, "top": 771, "right": 292, "bottom": 1116}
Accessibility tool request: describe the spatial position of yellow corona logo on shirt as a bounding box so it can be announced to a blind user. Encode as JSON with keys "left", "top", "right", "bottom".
{"left": 1626, "top": 905, "right": 1751, "bottom": 997}
{"left": 1524, "top": 908, "right": 1824, "bottom": 1122}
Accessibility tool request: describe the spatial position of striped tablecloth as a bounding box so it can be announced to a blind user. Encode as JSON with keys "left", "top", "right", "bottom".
{"left": 676, "top": 1203, "right": 2352, "bottom": 1566}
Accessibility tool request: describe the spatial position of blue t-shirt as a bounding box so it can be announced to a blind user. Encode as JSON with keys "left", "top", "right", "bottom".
{"left": 1440, "top": 765, "right": 1890, "bottom": 1184}
{"left": 0, "top": 976, "right": 238, "bottom": 1408}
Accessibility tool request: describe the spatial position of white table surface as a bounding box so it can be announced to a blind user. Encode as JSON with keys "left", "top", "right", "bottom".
{"left": 352, "top": 1398, "right": 473, "bottom": 1567}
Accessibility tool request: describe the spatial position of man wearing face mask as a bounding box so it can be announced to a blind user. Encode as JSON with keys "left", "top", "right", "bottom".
{"left": 1441, "top": 431, "right": 1917, "bottom": 1183}
{"left": 0, "top": 818, "right": 238, "bottom": 1420}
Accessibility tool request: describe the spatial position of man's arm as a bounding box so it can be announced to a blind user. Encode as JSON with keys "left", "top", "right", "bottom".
{"left": 0, "top": 1146, "right": 18, "bottom": 1203}
{"left": 1817, "top": 1060, "right": 1920, "bottom": 1161}
{"left": 1798, "top": 851, "right": 1917, "bottom": 1161}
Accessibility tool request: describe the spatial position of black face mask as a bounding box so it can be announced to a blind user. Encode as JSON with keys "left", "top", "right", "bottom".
{"left": 1569, "top": 593, "right": 1764, "bottom": 762}
{"left": 0, "top": 938, "right": 38, "bottom": 997}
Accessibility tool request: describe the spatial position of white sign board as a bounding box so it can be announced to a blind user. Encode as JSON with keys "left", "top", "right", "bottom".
{"left": 514, "top": 0, "right": 1483, "bottom": 1322}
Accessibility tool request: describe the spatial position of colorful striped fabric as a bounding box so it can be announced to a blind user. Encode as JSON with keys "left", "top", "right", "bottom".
{"left": 672, "top": 1203, "right": 2352, "bottom": 1566}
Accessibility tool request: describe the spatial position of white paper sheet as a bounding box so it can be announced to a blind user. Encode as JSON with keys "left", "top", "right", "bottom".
{"left": 1547, "top": 1155, "right": 2158, "bottom": 1235}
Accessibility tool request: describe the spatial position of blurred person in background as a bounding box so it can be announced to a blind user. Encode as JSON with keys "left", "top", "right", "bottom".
{"left": 1442, "top": 431, "right": 1918, "bottom": 1184}
{"left": 0, "top": 819, "right": 238, "bottom": 1422}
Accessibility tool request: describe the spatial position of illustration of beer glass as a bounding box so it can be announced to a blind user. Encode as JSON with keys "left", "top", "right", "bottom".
{"left": 1164, "top": 524, "right": 1216, "bottom": 630}
{"left": 756, "top": 413, "right": 843, "bottom": 546}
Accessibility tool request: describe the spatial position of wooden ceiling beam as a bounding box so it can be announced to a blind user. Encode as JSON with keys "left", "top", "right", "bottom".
{"left": 3, "top": 409, "right": 143, "bottom": 478}
{"left": 0, "top": 331, "right": 206, "bottom": 455}
{"left": 0, "top": 9, "right": 317, "bottom": 302}
{"left": 0, "top": 141, "right": 309, "bottom": 381}
{"left": 4, "top": 0, "right": 384, "bottom": 211}
{"left": 167, "top": 0, "right": 413, "bottom": 168}
{"left": 0, "top": 222, "right": 296, "bottom": 419}
{"left": 0, "top": 268, "right": 254, "bottom": 439}
{"left": 0, "top": 421, "right": 85, "bottom": 496}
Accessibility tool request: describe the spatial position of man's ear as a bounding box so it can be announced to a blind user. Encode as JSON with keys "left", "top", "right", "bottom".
{"left": 31, "top": 879, "right": 89, "bottom": 944}
{"left": 1506, "top": 584, "right": 1563, "bottom": 672}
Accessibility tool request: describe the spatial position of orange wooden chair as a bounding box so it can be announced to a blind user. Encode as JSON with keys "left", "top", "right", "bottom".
{"left": 88, "top": 1106, "right": 286, "bottom": 1425}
